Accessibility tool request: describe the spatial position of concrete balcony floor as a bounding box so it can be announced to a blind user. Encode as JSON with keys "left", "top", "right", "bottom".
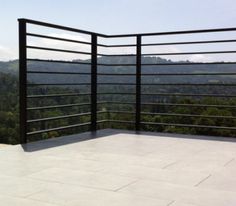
{"left": 1, "top": 129, "right": 236, "bottom": 206}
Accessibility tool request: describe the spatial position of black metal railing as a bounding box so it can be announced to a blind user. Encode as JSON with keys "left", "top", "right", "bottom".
{"left": 19, "top": 18, "right": 236, "bottom": 144}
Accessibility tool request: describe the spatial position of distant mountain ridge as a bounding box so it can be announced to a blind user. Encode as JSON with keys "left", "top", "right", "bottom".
{"left": 1, "top": 57, "right": 236, "bottom": 85}
{"left": 0, "top": 60, "right": 18, "bottom": 75}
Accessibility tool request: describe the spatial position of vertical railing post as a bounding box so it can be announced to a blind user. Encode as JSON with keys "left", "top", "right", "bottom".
{"left": 136, "top": 35, "right": 142, "bottom": 131}
{"left": 91, "top": 34, "right": 97, "bottom": 131}
{"left": 19, "top": 19, "right": 27, "bottom": 144}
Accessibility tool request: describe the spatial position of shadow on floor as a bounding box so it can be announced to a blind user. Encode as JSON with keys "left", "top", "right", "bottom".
{"left": 21, "top": 129, "right": 236, "bottom": 153}
{"left": 21, "top": 129, "right": 119, "bottom": 152}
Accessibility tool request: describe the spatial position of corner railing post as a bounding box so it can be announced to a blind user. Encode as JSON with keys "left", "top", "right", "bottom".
{"left": 91, "top": 34, "right": 97, "bottom": 131}
{"left": 136, "top": 35, "right": 142, "bottom": 131}
{"left": 18, "top": 19, "right": 27, "bottom": 144}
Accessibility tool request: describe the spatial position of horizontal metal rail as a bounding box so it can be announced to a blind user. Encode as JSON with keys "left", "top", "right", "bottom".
{"left": 108, "top": 111, "right": 135, "bottom": 114}
{"left": 52, "top": 119, "right": 236, "bottom": 131}
{"left": 27, "top": 71, "right": 91, "bottom": 75}
{"left": 27, "top": 102, "right": 97, "bottom": 111}
{"left": 107, "top": 27, "right": 236, "bottom": 38}
{"left": 141, "top": 72, "right": 236, "bottom": 76}
{"left": 98, "top": 92, "right": 136, "bottom": 95}
{"left": 100, "top": 101, "right": 136, "bottom": 105}
{"left": 109, "top": 120, "right": 135, "bottom": 124}
{"left": 28, "top": 101, "right": 235, "bottom": 111}
{"left": 98, "top": 53, "right": 136, "bottom": 57}
{"left": 20, "top": 18, "right": 106, "bottom": 37}
{"left": 142, "top": 50, "right": 236, "bottom": 56}
{"left": 98, "top": 50, "right": 236, "bottom": 57}
{"left": 27, "top": 122, "right": 91, "bottom": 136}
{"left": 21, "top": 18, "right": 236, "bottom": 38}
{"left": 141, "top": 122, "right": 236, "bottom": 130}
{"left": 97, "top": 83, "right": 136, "bottom": 86}
{"left": 98, "top": 43, "right": 136, "bottom": 48}
{"left": 141, "top": 83, "right": 236, "bottom": 86}
{"left": 141, "top": 112, "right": 236, "bottom": 119}
{"left": 101, "top": 101, "right": 236, "bottom": 109}
{"left": 27, "top": 93, "right": 91, "bottom": 98}
{"left": 98, "top": 39, "right": 236, "bottom": 48}
{"left": 141, "top": 93, "right": 236, "bottom": 97}
{"left": 27, "top": 112, "right": 92, "bottom": 123}
{"left": 27, "top": 46, "right": 91, "bottom": 55}
{"left": 27, "top": 120, "right": 108, "bottom": 136}
{"left": 97, "top": 63, "right": 136, "bottom": 66}
{"left": 97, "top": 73, "right": 136, "bottom": 76}
{"left": 27, "top": 83, "right": 91, "bottom": 86}
{"left": 142, "top": 62, "right": 236, "bottom": 66}
{"left": 97, "top": 62, "right": 236, "bottom": 67}
{"left": 27, "top": 102, "right": 109, "bottom": 111}
{"left": 27, "top": 58, "right": 91, "bottom": 65}
{"left": 27, "top": 33, "right": 91, "bottom": 45}
{"left": 141, "top": 102, "right": 236, "bottom": 109}
{"left": 99, "top": 110, "right": 236, "bottom": 120}
{"left": 74, "top": 110, "right": 236, "bottom": 120}
{"left": 141, "top": 39, "right": 236, "bottom": 46}
{"left": 27, "top": 60, "right": 236, "bottom": 68}
{"left": 27, "top": 111, "right": 106, "bottom": 123}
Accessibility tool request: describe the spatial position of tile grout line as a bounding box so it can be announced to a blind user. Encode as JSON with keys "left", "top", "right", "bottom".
{"left": 167, "top": 200, "right": 175, "bottom": 206}
{"left": 194, "top": 174, "right": 211, "bottom": 187}
{"left": 27, "top": 176, "right": 120, "bottom": 193}
{"left": 224, "top": 158, "right": 235, "bottom": 167}
{"left": 162, "top": 161, "right": 179, "bottom": 169}
{"left": 25, "top": 196, "right": 61, "bottom": 206}
{"left": 113, "top": 179, "right": 140, "bottom": 192}
{"left": 22, "top": 189, "right": 45, "bottom": 199}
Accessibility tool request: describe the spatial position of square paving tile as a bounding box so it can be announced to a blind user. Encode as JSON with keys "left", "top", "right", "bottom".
{"left": 1, "top": 129, "right": 236, "bottom": 206}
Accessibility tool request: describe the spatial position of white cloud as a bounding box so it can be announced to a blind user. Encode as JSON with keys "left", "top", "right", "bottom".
{"left": 0, "top": 45, "right": 17, "bottom": 61}
{"left": 189, "top": 54, "right": 213, "bottom": 62}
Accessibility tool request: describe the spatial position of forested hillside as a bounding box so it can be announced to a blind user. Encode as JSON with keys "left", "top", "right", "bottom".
{"left": 0, "top": 72, "right": 19, "bottom": 144}
{"left": 0, "top": 57, "right": 235, "bottom": 144}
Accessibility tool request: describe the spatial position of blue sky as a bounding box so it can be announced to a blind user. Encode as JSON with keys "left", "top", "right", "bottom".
{"left": 0, "top": 0, "right": 236, "bottom": 60}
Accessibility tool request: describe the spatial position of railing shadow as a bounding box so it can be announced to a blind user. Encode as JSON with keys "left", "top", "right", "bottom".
{"left": 21, "top": 129, "right": 119, "bottom": 152}
{"left": 21, "top": 128, "right": 236, "bottom": 153}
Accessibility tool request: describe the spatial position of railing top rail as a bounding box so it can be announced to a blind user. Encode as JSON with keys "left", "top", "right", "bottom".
{"left": 18, "top": 18, "right": 107, "bottom": 37}
{"left": 18, "top": 18, "right": 236, "bottom": 38}
{"left": 107, "top": 27, "right": 236, "bottom": 38}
